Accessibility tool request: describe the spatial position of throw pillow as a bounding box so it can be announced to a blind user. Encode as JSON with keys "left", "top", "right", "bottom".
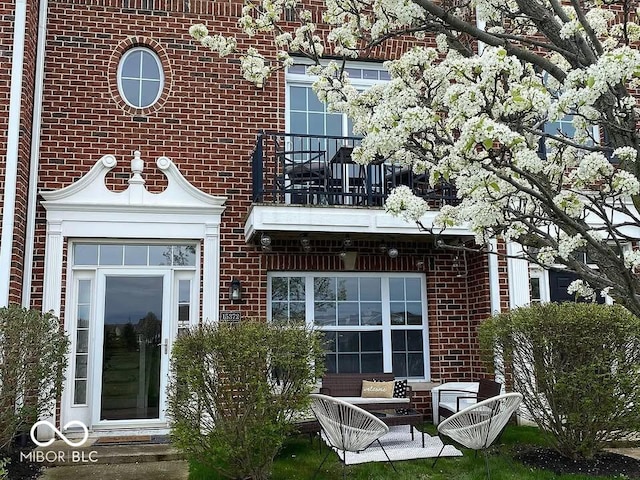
{"left": 393, "top": 379, "right": 408, "bottom": 398}
{"left": 361, "top": 380, "right": 394, "bottom": 398}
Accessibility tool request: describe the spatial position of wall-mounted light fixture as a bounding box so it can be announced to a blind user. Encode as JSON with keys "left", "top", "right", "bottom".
{"left": 300, "top": 234, "right": 310, "bottom": 247}
{"left": 230, "top": 278, "right": 242, "bottom": 302}
{"left": 343, "top": 236, "right": 352, "bottom": 248}
{"left": 260, "top": 233, "right": 272, "bottom": 247}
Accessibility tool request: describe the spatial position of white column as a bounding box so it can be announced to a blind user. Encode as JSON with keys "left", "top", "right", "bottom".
{"left": 202, "top": 223, "right": 220, "bottom": 323}
{"left": 507, "top": 242, "right": 531, "bottom": 309}
{"left": 488, "top": 239, "right": 501, "bottom": 315}
{"left": 42, "top": 221, "right": 64, "bottom": 316}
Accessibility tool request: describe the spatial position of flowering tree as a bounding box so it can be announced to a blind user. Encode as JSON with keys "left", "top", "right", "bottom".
{"left": 190, "top": 0, "right": 640, "bottom": 315}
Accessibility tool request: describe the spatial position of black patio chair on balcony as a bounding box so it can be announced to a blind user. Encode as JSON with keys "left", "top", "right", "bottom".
{"left": 276, "top": 148, "right": 330, "bottom": 205}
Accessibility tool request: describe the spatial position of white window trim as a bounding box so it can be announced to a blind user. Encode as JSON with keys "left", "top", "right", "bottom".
{"left": 267, "top": 271, "right": 430, "bottom": 380}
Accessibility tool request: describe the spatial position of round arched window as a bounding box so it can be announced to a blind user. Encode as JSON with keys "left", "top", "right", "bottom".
{"left": 117, "top": 47, "right": 164, "bottom": 108}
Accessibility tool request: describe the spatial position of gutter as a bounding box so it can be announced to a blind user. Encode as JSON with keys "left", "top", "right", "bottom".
{"left": 22, "top": 0, "right": 49, "bottom": 307}
{"left": 0, "top": 0, "right": 28, "bottom": 306}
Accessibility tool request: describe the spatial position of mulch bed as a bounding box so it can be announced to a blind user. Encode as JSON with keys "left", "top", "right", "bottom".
{"left": 516, "top": 447, "right": 640, "bottom": 478}
{"left": 6, "top": 436, "right": 42, "bottom": 480}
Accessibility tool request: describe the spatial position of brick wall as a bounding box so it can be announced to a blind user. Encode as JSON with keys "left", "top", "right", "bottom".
{"left": 32, "top": 0, "right": 494, "bottom": 419}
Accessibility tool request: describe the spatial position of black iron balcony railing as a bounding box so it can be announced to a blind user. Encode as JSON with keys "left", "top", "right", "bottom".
{"left": 251, "top": 132, "right": 459, "bottom": 208}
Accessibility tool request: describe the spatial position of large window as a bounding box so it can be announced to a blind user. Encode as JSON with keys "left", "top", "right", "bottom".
{"left": 268, "top": 273, "right": 429, "bottom": 379}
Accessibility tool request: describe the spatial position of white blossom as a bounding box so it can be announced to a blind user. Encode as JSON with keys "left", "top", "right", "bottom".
{"left": 384, "top": 186, "right": 429, "bottom": 223}
{"left": 567, "top": 279, "right": 596, "bottom": 302}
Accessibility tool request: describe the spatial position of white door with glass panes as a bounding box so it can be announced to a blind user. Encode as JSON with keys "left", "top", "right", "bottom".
{"left": 64, "top": 243, "right": 198, "bottom": 429}
{"left": 269, "top": 273, "right": 429, "bottom": 380}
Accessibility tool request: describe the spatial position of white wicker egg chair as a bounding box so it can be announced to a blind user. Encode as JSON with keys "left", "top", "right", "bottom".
{"left": 432, "top": 392, "right": 523, "bottom": 479}
{"left": 310, "top": 393, "right": 397, "bottom": 479}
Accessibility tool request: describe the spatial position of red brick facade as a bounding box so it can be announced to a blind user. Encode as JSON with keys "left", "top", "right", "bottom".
{"left": 2, "top": 0, "right": 508, "bottom": 421}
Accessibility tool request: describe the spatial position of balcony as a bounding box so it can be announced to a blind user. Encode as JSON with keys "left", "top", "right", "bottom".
{"left": 245, "top": 132, "right": 470, "bottom": 241}
{"left": 251, "top": 132, "right": 458, "bottom": 207}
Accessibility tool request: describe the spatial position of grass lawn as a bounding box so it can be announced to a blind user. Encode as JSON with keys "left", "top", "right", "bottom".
{"left": 188, "top": 424, "right": 628, "bottom": 479}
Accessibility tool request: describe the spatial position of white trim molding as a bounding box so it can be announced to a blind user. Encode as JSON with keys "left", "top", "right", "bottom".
{"left": 41, "top": 152, "right": 226, "bottom": 317}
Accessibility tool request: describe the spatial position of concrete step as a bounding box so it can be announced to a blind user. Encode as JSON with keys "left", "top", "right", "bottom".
{"left": 32, "top": 439, "right": 184, "bottom": 466}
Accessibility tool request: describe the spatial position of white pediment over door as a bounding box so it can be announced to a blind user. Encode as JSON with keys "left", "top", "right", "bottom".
{"left": 40, "top": 151, "right": 227, "bottom": 322}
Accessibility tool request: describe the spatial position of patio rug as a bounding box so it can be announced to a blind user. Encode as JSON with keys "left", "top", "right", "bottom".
{"left": 322, "top": 426, "right": 463, "bottom": 465}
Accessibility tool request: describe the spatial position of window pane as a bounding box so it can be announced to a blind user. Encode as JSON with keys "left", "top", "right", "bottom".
{"left": 78, "top": 279, "right": 91, "bottom": 304}
{"left": 124, "top": 245, "right": 147, "bottom": 265}
{"left": 74, "top": 380, "right": 87, "bottom": 405}
{"left": 337, "top": 302, "right": 358, "bottom": 326}
{"left": 307, "top": 90, "right": 324, "bottom": 112}
{"left": 141, "top": 51, "right": 160, "bottom": 78}
{"left": 314, "top": 302, "right": 336, "bottom": 326}
{"left": 406, "top": 302, "right": 423, "bottom": 325}
{"left": 76, "top": 330, "right": 89, "bottom": 353}
{"left": 389, "top": 278, "right": 404, "bottom": 300}
{"left": 325, "top": 354, "right": 337, "bottom": 373}
{"left": 408, "top": 353, "right": 425, "bottom": 377}
{"left": 407, "top": 330, "right": 423, "bottom": 351}
{"left": 392, "top": 330, "right": 405, "bottom": 350}
{"left": 75, "top": 355, "right": 88, "bottom": 378}
{"left": 314, "top": 278, "right": 335, "bottom": 300}
{"left": 390, "top": 302, "right": 406, "bottom": 325}
{"left": 290, "top": 277, "right": 305, "bottom": 300}
{"left": 178, "top": 280, "right": 191, "bottom": 303}
{"left": 290, "top": 86, "right": 307, "bottom": 110}
{"left": 290, "top": 112, "right": 307, "bottom": 134}
{"left": 326, "top": 114, "right": 343, "bottom": 137}
{"left": 308, "top": 112, "right": 325, "bottom": 135}
{"left": 99, "top": 245, "right": 123, "bottom": 265}
{"left": 360, "top": 278, "right": 381, "bottom": 301}
{"left": 271, "top": 277, "right": 288, "bottom": 301}
{"left": 173, "top": 246, "right": 196, "bottom": 266}
{"left": 393, "top": 353, "right": 407, "bottom": 377}
{"left": 405, "top": 278, "right": 421, "bottom": 301}
{"left": 74, "top": 244, "right": 98, "bottom": 265}
{"left": 121, "top": 50, "right": 142, "bottom": 77}
{"left": 140, "top": 80, "right": 161, "bottom": 107}
{"left": 361, "top": 353, "right": 383, "bottom": 373}
{"left": 77, "top": 305, "right": 90, "bottom": 328}
{"left": 121, "top": 79, "right": 141, "bottom": 106}
{"left": 149, "top": 246, "right": 172, "bottom": 265}
{"left": 272, "top": 302, "right": 288, "bottom": 322}
{"left": 361, "top": 331, "right": 382, "bottom": 351}
{"left": 360, "top": 302, "right": 382, "bottom": 325}
{"left": 323, "top": 331, "right": 336, "bottom": 352}
{"left": 362, "top": 69, "right": 378, "bottom": 79}
{"left": 337, "top": 277, "right": 358, "bottom": 301}
{"left": 178, "top": 304, "right": 189, "bottom": 322}
{"left": 337, "top": 354, "right": 359, "bottom": 373}
{"left": 289, "top": 301, "right": 305, "bottom": 324}
{"left": 337, "top": 331, "right": 358, "bottom": 352}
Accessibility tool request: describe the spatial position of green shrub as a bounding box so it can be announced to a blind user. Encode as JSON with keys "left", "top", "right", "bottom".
{"left": 0, "top": 304, "right": 69, "bottom": 453}
{"left": 480, "top": 303, "right": 640, "bottom": 460}
{"left": 167, "top": 320, "right": 325, "bottom": 480}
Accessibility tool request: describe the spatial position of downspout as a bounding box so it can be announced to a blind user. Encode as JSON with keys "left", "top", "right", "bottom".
{"left": 0, "top": 0, "right": 28, "bottom": 307}
{"left": 22, "top": 0, "right": 49, "bottom": 307}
